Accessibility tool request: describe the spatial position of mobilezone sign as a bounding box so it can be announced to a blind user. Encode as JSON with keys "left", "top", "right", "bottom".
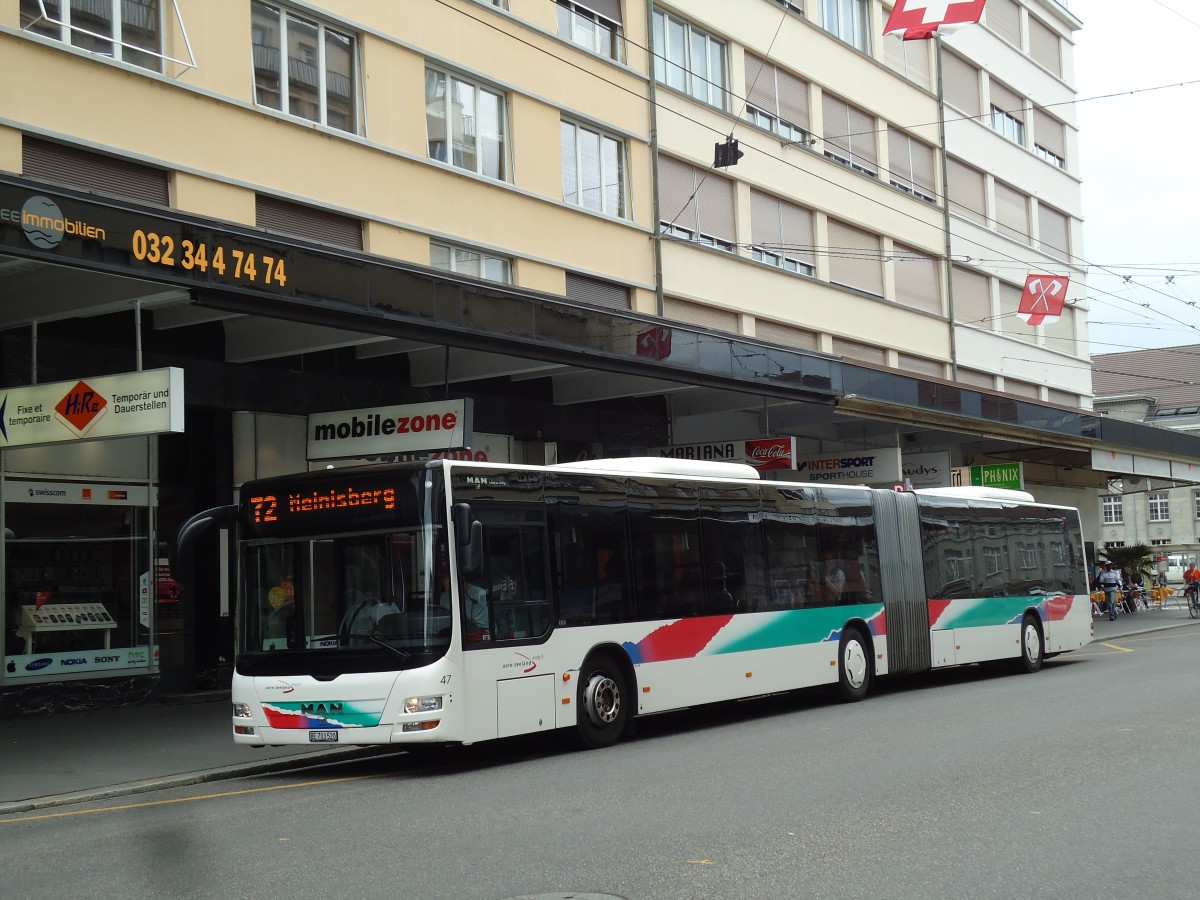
{"left": 0, "top": 367, "right": 184, "bottom": 448}
{"left": 307, "top": 399, "right": 474, "bottom": 461}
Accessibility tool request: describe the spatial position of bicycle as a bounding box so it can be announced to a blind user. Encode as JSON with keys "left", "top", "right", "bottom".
{"left": 1187, "top": 582, "right": 1200, "bottom": 620}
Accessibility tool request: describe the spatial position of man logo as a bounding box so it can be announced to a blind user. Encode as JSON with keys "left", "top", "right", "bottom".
{"left": 22, "top": 195, "right": 66, "bottom": 249}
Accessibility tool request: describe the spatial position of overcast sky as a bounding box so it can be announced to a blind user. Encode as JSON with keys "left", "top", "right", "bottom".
{"left": 1074, "top": 0, "right": 1200, "bottom": 354}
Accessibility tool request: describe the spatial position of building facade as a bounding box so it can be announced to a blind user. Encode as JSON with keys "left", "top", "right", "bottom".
{"left": 0, "top": 0, "right": 1192, "bottom": 712}
{"left": 1092, "top": 344, "right": 1200, "bottom": 568}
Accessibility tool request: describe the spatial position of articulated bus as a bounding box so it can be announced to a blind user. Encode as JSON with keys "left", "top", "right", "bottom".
{"left": 174, "top": 458, "right": 1092, "bottom": 750}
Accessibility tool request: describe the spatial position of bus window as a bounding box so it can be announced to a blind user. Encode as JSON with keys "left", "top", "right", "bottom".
{"left": 547, "top": 474, "right": 633, "bottom": 626}
{"left": 463, "top": 513, "right": 550, "bottom": 644}
{"left": 699, "top": 485, "right": 766, "bottom": 613}
{"left": 627, "top": 480, "right": 703, "bottom": 620}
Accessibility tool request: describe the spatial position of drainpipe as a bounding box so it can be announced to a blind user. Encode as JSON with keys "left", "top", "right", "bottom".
{"left": 935, "top": 35, "right": 958, "bottom": 380}
{"left": 647, "top": 0, "right": 664, "bottom": 317}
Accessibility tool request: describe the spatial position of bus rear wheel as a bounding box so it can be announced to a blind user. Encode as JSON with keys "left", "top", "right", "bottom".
{"left": 1018, "top": 614, "right": 1044, "bottom": 673}
{"left": 575, "top": 655, "right": 628, "bottom": 750}
{"left": 836, "top": 627, "right": 871, "bottom": 702}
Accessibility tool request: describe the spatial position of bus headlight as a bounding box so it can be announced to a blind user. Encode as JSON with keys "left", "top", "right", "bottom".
{"left": 404, "top": 695, "right": 443, "bottom": 714}
{"left": 232, "top": 703, "right": 252, "bottom": 718}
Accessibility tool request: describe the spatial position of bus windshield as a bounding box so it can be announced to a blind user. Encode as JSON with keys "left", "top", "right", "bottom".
{"left": 240, "top": 522, "right": 450, "bottom": 676}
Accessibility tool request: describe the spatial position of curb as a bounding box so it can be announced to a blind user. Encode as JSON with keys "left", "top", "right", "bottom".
{"left": 0, "top": 745, "right": 397, "bottom": 817}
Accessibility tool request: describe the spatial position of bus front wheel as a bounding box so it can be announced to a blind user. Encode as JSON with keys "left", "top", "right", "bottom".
{"left": 1018, "top": 614, "right": 1044, "bottom": 673}
{"left": 575, "top": 655, "right": 628, "bottom": 749}
{"left": 836, "top": 627, "right": 872, "bottom": 702}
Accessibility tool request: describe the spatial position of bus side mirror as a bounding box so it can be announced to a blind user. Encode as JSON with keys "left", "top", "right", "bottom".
{"left": 170, "top": 504, "right": 238, "bottom": 584}
{"left": 453, "top": 503, "right": 482, "bottom": 574}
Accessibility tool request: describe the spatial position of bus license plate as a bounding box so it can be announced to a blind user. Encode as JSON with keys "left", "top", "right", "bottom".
{"left": 309, "top": 730, "right": 339, "bottom": 743}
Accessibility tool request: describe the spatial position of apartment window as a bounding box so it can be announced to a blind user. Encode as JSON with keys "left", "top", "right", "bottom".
{"left": 21, "top": 0, "right": 164, "bottom": 71}
{"left": 892, "top": 245, "right": 940, "bottom": 314}
{"left": 556, "top": 1, "right": 623, "bottom": 61}
{"left": 561, "top": 120, "right": 626, "bottom": 217}
{"left": 256, "top": 194, "right": 363, "bottom": 250}
{"left": 883, "top": 29, "right": 930, "bottom": 89}
{"left": 993, "top": 181, "right": 1029, "bottom": 243}
{"left": 942, "top": 52, "right": 980, "bottom": 118}
{"left": 652, "top": 9, "right": 727, "bottom": 109}
{"left": 952, "top": 265, "right": 992, "bottom": 327}
{"left": 822, "top": 94, "right": 877, "bottom": 176}
{"left": 986, "top": 0, "right": 1021, "bottom": 48}
{"left": 990, "top": 81, "right": 1025, "bottom": 145}
{"left": 1148, "top": 492, "right": 1170, "bottom": 523}
{"left": 1028, "top": 15, "right": 1062, "bottom": 76}
{"left": 744, "top": 54, "right": 810, "bottom": 144}
{"left": 252, "top": 2, "right": 358, "bottom": 133}
{"left": 658, "top": 156, "right": 735, "bottom": 252}
{"left": 425, "top": 66, "right": 507, "bottom": 180}
{"left": 887, "top": 128, "right": 936, "bottom": 203}
{"left": 947, "top": 158, "right": 986, "bottom": 225}
{"left": 750, "top": 190, "right": 815, "bottom": 277}
{"left": 1151, "top": 539, "right": 1170, "bottom": 547}
{"left": 1037, "top": 203, "right": 1070, "bottom": 263}
{"left": 1193, "top": 489, "right": 1200, "bottom": 519}
{"left": 822, "top": 0, "right": 870, "bottom": 53}
{"left": 827, "top": 219, "right": 883, "bottom": 296}
{"left": 1033, "top": 108, "right": 1067, "bottom": 169}
{"left": 430, "top": 241, "right": 512, "bottom": 283}
{"left": 566, "top": 273, "right": 629, "bottom": 310}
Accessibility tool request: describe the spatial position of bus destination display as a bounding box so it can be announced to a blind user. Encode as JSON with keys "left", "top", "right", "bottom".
{"left": 248, "top": 481, "right": 402, "bottom": 533}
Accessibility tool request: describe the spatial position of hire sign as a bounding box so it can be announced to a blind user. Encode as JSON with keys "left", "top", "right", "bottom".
{"left": 0, "top": 368, "right": 184, "bottom": 449}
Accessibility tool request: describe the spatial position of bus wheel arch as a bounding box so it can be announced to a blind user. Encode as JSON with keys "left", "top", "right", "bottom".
{"left": 1018, "top": 612, "right": 1044, "bottom": 674}
{"left": 836, "top": 622, "right": 873, "bottom": 702}
{"left": 574, "top": 645, "right": 635, "bottom": 749}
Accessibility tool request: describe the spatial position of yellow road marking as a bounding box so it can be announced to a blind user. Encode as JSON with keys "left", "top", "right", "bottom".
{"left": 0, "top": 773, "right": 381, "bottom": 825}
{"left": 1100, "top": 642, "right": 1134, "bottom": 653}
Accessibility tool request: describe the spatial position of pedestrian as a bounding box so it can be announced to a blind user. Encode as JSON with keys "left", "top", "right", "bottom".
{"left": 1098, "top": 562, "right": 1122, "bottom": 621}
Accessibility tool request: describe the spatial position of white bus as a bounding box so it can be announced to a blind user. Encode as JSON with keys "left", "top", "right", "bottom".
{"left": 174, "top": 458, "right": 1092, "bottom": 750}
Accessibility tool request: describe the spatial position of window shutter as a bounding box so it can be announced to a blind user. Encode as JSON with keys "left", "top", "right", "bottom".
{"left": 993, "top": 182, "right": 1028, "bottom": 243}
{"left": 744, "top": 53, "right": 777, "bottom": 115}
{"left": 845, "top": 101, "right": 877, "bottom": 171}
{"left": 658, "top": 155, "right": 698, "bottom": 233}
{"left": 778, "top": 201, "right": 814, "bottom": 266}
{"left": 947, "top": 158, "right": 986, "bottom": 224}
{"left": 1033, "top": 108, "right": 1066, "bottom": 158}
{"left": 957, "top": 368, "right": 994, "bottom": 389}
{"left": 892, "top": 244, "right": 940, "bottom": 314}
{"left": 952, "top": 265, "right": 992, "bottom": 327}
{"left": 750, "top": 189, "right": 814, "bottom": 265}
{"left": 989, "top": 80, "right": 1024, "bottom": 121}
{"left": 1037, "top": 203, "right": 1070, "bottom": 262}
{"left": 566, "top": 272, "right": 629, "bottom": 309}
{"left": 942, "top": 53, "right": 980, "bottom": 118}
{"left": 986, "top": 0, "right": 1021, "bottom": 47}
{"left": 1028, "top": 16, "right": 1061, "bottom": 76}
{"left": 897, "top": 353, "right": 943, "bottom": 377}
{"left": 832, "top": 336, "right": 886, "bottom": 366}
{"left": 775, "top": 67, "right": 810, "bottom": 131}
{"left": 887, "top": 128, "right": 936, "bottom": 198}
{"left": 22, "top": 137, "right": 170, "bottom": 206}
{"left": 695, "top": 170, "right": 735, "bottom": 245}
{"left": 664, "top": 297, "right": 737, "bottom": 332}
{"left": 754, "top": 320, "right": 817, "bottom": 350}
{"left": 255, "top": 195, "right": 363, "bottom": 249}
{"left": 1005, "top": 379, "right": 1039, "bottom": 399}
{"left": 579, "top": 0, "right": 622, "bottom": 24}
{"left": 822, "top": 94, "right": 852, "bottom": 161}
{"left": 827, "top": 219, "right": 883, "bottom": 296}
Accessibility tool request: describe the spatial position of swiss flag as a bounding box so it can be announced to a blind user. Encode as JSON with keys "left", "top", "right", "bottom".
{"left": 884, "top": 0, "right": 988, "bottom": 40}
{"left": 1016, "top": 274, "right": 1069, "bottom": 326}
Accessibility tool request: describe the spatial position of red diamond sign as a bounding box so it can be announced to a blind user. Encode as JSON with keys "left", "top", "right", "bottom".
{"left": 54, "top": 380, "right": 108, "bottom": 436}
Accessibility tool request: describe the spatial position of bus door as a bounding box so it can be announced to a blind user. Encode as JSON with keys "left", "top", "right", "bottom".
{"left": 871, "top": 490, "right": 932, "bottom": 674}
{"left": 453, "top": 477, "right": 553, "bottom": 741}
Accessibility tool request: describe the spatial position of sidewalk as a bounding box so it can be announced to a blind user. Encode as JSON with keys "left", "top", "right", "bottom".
{"left": 3, "top": 607, "right": 1197, "bottom": 815}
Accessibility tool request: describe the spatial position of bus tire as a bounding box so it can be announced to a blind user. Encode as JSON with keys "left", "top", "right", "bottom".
{"left": 1018, "top": 614, "right": 1044, "bottom": 673}
{"left": 575, "top": 654, "right": 628, "bottom": 750}
{"left": 836, "top": 626, "right": 871, "bottom": 702}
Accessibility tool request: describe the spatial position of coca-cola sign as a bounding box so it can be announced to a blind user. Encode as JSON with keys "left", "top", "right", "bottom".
{"left": 744, "top": 437, "right": 796, "bottom": 471}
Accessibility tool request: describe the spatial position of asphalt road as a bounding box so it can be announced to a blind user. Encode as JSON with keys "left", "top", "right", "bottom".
{"left": 3, "top": 628, "right": 1199, "bottom": 899}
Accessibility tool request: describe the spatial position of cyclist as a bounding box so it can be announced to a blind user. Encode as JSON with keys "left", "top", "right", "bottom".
{"left": 1184, "top": 562, "right": 1200, "bottom": 611}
